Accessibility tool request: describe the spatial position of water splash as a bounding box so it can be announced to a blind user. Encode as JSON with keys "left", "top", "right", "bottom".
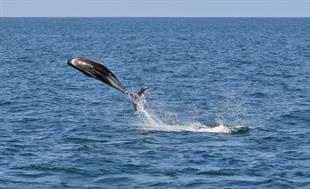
{"left": 134, "top": 97, "right": 249, "bottom": 134}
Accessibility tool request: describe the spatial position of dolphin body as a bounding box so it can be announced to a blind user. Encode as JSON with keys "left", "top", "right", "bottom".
{"left": 67, "top": 57, "right": 148, "bottom": 111}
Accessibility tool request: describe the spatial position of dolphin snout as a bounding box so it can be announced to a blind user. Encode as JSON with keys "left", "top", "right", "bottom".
{"left": 67, "top": 58, "right": 78, "bottom": 67}
{"left": 67, "top": 58, "right": 74, "bottom": 65}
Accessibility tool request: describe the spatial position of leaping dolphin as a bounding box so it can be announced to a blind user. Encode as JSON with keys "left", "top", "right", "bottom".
{"left": 67, "top": 57, "right": 148, "bottom": 111}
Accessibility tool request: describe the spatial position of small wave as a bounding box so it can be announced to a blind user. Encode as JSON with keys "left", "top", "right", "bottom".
{"left": 135, "top": 98, "right": 249, "bottom": 134}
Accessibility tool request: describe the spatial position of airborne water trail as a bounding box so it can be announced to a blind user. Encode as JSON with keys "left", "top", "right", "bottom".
{"left": 133, "top": 96, "right": 249, "bottom": 134}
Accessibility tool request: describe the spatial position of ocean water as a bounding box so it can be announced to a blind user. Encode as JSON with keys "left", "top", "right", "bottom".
{"left": 1, "top": 18, "right": 310, "bottom": 188}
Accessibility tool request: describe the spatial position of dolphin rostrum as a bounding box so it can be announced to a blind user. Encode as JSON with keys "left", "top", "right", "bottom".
{"left": 67, "top": 57, "right": 148, "bottom": 111}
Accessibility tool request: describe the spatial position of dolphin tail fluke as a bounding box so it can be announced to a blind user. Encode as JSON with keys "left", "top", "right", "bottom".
{"left": 129, "top": 86, "right": 149, "bottom": 111}
{"left": 135, "top": 86, "right": 149, "bottom": 97}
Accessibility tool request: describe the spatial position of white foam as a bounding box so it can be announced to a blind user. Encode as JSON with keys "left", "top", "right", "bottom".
{"left": 139, "top": 122, "right": 232, "bottom": 133}
{"left": 134, "top": 98, "right": 243, "bottom": 134}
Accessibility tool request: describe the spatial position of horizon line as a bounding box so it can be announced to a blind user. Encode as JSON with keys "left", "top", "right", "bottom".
{"left": 1, "top": 16, "right": 310, "bottom": 18}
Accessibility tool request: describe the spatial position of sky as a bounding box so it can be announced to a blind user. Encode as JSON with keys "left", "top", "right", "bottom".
{"left": 1, "top": 0, "right": 310, "bottom": 17}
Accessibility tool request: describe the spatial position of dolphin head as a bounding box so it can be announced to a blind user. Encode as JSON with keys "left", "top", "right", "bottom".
{"left": 67, "top": 58, "right": 78, "bottom": 67}
{"left": 67, "top": 57, "right": 91, "bottom": 70}
{"left": 66, "top": 57, "right": 95, "bottom": 78}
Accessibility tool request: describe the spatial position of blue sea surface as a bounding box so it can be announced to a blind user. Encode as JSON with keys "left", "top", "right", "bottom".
{"left": 1, "top": 18, "right": 310, "bottom": 188}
